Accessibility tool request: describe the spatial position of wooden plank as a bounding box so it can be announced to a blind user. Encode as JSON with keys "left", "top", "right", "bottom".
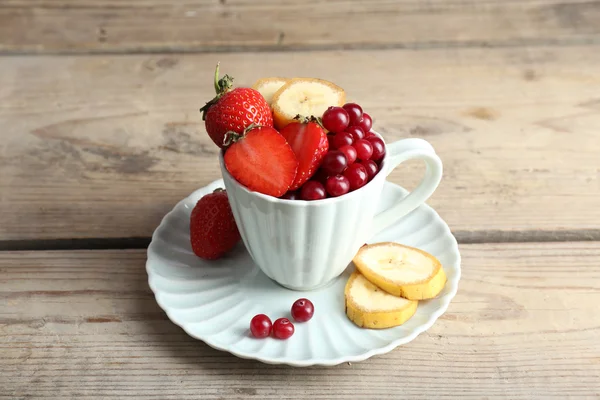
{"left": 1, "top": 46, "right": 599, "bottom": 241}
{"left": 1, "top": 0, "right": 600, "bottom": 54}
{"left": 1, "top": 243, "right": 599, "bottom": 398}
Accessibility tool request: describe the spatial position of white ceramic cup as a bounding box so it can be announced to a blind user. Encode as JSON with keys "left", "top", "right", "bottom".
{"left": 219, "top": 132, "right": 443, "bottom": 291}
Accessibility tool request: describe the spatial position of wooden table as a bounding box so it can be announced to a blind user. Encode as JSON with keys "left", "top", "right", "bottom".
{"left": 1, "top": 1, "right": 599, "bottom": 398}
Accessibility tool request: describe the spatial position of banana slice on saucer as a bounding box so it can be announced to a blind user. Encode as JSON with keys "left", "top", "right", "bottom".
{"left": 353, "top": 243, "right": 447, "bottom": 300}
{"left": 345, "top": 271, "right": 418, "bottom": 329}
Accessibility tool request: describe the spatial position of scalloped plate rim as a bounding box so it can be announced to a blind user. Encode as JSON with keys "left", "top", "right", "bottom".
{"left": 146, "top": 179, "right": 461, "bottom": 367}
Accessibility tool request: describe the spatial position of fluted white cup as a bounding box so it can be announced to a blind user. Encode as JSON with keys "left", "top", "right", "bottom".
{"left": 219, "top": 132, "right": 443, "bottom": 291}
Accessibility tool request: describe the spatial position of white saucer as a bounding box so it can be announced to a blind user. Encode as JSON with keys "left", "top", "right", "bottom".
{"left": 146, "top": 179, "right": 461, "bottom": 367}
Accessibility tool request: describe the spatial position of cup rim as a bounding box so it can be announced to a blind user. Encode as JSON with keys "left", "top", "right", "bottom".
{"left": 219, "top": 130, "right": 389, "bottom": 205}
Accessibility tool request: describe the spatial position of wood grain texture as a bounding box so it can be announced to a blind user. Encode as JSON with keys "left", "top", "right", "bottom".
{"left": 1, "top": 243, "right": 599, "bottom": 399}
{"left": 1, "top": 46, "right": 599, "bottom": 240}
{"left": 1, "top": 0, "right": 600, "bottom": 54}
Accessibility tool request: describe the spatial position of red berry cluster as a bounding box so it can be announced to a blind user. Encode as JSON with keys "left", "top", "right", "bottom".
{"left": 250, "top": 298, "right": 315, "bottom": 340}
{"left": 286, "top": 103, "right": 385, "bottom": 201}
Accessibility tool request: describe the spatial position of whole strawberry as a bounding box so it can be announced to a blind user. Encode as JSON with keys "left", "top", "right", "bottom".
{"left": 190, "top": 189, "right": 241, "bottom": 260}
{"left": 200, "top": 63, "right": 273, "bottom": 148}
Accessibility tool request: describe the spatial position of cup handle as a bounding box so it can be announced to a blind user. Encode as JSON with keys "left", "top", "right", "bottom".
{"left": 371, "top": 138, "right": 443, "bottom": 236}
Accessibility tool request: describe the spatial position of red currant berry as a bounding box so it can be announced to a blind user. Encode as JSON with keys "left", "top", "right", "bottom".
{"left": 300, "top": 181, "right": 327, "bottom": 201}
{"left": 343, "top": 103, "right": 363, "bottom": 126}
{"left": 325, "top": 175, "right": 350, "bottom": 197}
{"left": 291, "top": 298, "right": 315, "bottom": 322}
{"left": 321, "top": 150, "right": 348, "bottom": 175}
{"left": 312, "top": 168, "right": 330, "bottom": 184}
{"left": 338, "top": 145, "right": 357, "bottom": 164}
{"left": 280, "top": 191, "right": 299, "bottom": 200}
{"left": 357, "top": 113, "right": 373, "bottom": 132}
{"left": 354, "top": 139, "right": 374, "bottom": 161}
{"left": 346, "top": 126, "right": 365, "bottom": 142}
{"left": 365, "top": 130, "right": 376, "bottom": 139}
{"left": 327, "top": 134, "right": 335, "bottom": 149}
{"left": 367, "top": 136, "right": 386, "bottom": 161}
{"left": 343, "top": 163, "right": 368, "bottom": 191}
{"left": 322, "top": 106, "right": 350, "bottom": 133}
{"left": 250, "top": 314, "right": 272, "bottom": 338}
{"left": 361, "top": 160, "right": 379, "bottom": 180}
{"left": 331, "top": 131, "right": 354, "bottom": 149}
{"left": 272, "top": 318, "right": 295, "bottom": 339}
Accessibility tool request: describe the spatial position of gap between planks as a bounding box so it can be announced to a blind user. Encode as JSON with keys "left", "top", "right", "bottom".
{"left": 0, "top": 229, "right": 599, "bottom": 251}
{"left": 3, "top": 36, "right": 600, "bottom": 56}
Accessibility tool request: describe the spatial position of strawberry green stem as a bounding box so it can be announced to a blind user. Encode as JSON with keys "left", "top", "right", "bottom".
{"left": 213, "top": 62, "right": 234, "bottom": 94}
{"left": 293, "top": 114, "right": 324, "bottom": 129}
{"left": 199, "top": 62, "right": 235, "bottom": 121}
{"left": 222, "top": 123, "right": 260, "bottom": 147}
{"left": 213, "top": 63, "right": 221, "bottom": 93}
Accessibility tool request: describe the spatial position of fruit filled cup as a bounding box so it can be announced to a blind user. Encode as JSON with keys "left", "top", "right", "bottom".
{"left": 200, "top": 66, "right": 443, "bottom": 290}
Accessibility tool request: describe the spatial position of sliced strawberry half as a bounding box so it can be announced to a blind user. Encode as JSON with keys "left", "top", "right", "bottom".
{"left": 224, "top": 125, "right": 298, "bottom": 197}
{"left": 280, "top": 120, "right": 329, "bottom": 190}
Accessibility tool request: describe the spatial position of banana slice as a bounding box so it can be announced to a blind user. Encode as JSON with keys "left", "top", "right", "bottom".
{"left": 353, "top": 243, "right": 447, "bottom": 300}
{"left": 271, "top": 78, "right": 345, "bottom": 129}
{"left": 252, "top": 77, "right": 289, "bottom": 106}
{"left": 345, "top": 271, "right": 418, "bottom": 329}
